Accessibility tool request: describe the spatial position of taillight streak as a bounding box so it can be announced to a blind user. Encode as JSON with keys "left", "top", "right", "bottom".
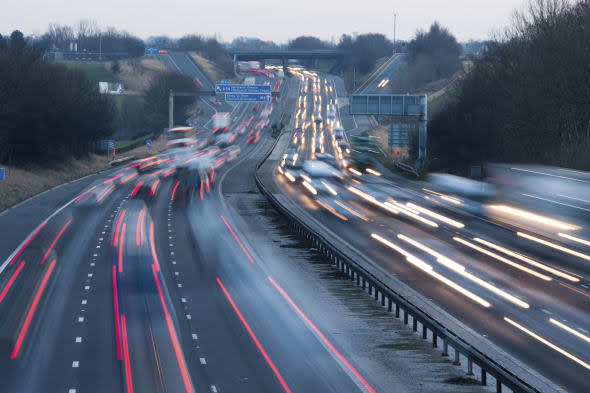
{"left": 119, "top": 172, "right": 137, "bottom": 185}
{"left": 10, "top": 221, "right": 48, "bottom": 265}
{"left": 40, "top": 220, "right": 71, "bottom": 265}
{"left": 152, "top": 265, "right": 195, "bottom": 393}
{"left": 136, "top": 210, "right": 145, "bottom": 247}
{"left": 217, "top": 278, "right": 292, "bottom": 393}
{"left": 149, "top": 180, "right": 160, "bottom": 196}
{"left": 112, "top": 265, "right": 122, "bottom": 360}
{"left": 11, "top": 259, "right": 56, "bottom": 359}
{"left": 268, "top": 276, "right": 377, "bottom": 393}
{"left": 131, "top": 181, "right": 143, "bottom": 197}
{"left": 118, "top": 223, "right": 126, "bottom": 273}
{"left": 220, "top": 215, "right": 254, "bottom": 264}
{"left": 96, "top": 185, "right": 115, "bottom": 203}
{"left": 0, "top": 261, "right": 26, "bottom": 304}
{"left": 113, "top": 210, "right": 126, "bottom": 247}
{"left": 121, "top": 314, "right": 134, "bottom": 393}
{"left": 104, "top": 173, "right": 123, "bottom": 184}
{"left": 171, "top": 181, "right": 180, "bottom": 201}
{"left": 75, "top": 185, "right": 96, "bottom": 203}
{"left": 149, "top": 222, "right": 160, "bottom": 272}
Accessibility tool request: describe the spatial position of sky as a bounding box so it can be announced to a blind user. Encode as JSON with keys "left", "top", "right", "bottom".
{"left": 3, "top": 0, "right": 528, "bottom": 43}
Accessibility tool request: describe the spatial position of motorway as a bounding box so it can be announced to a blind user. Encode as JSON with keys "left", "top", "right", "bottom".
{"left": 0, "top": 59, "right": 396, "bottom": 393}
{"left": 264, "top": 68, "right": 590, "bottom": 393}
{"left": 357, "top": 54, "right": 407, "bottom": 94}
{"left": 2, "top": 54, "right": 589, "bottom": 393}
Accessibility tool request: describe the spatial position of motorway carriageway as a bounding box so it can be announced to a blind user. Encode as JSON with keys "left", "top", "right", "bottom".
{"left": 269, "top": 69, "right": 590, "bottom": 392}
{"left": 0, "top": 71, "right": 381, "bottom": 393}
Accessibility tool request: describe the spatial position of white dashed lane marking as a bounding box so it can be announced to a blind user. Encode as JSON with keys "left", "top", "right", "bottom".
{"left": 75, "top": 337, "right": 82, "bottom": 343}
{"left": 72, "top": 361, "right": 79, "bottom": 368}
{"left": 200, "top": 358, "right": 207, "bottom": 365}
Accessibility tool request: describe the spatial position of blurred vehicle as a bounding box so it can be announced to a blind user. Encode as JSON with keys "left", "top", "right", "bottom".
{"left": 301, "top": 160, "right": 342, "bottom": 196}
{"left": 315, "top": 153, "right": 340, "bottom": 169}
{"left": 166, "top": 138, "right": 197, "bottom": 150}
{"left": 333, "top": 125, "right": 345, "bottom": 141}
{"left": 213, "top": 112, "right": 230, "bottom": 133}
{"left": 215, "top": 131, "right": 237, "bottom": 148}
{"left": 167, "top": 126, "right": 195, "bottom": 140}
{"left": 349, "top": 136, "right": 379, "bottom": 171}
{"left": 174, "top": 156, "right": 215, "bottom": 200}
{"left": 252, "top": 104, "right": 259, "bottom": 113}
{"left": 220, "top": 145, "right": 241, "bottom": 163}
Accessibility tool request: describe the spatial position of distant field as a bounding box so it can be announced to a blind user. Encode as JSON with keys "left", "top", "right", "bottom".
{"left": 61, "top": 61, "right": 119, "bottom": 84}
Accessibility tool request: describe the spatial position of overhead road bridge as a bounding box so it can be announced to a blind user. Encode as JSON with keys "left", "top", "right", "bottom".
{"left": 230, "top": 50, "right": 342, "bottom": 72}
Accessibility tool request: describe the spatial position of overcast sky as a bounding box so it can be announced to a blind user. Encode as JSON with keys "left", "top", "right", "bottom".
{"left": 3, "top": 0, "right": 527, "bottom": 42}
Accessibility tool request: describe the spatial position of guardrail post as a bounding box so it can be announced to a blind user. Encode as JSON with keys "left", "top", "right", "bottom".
{"left": 395, "top": 304, "right": 400, "bottom": 318}
{"left": 374, "top": 288, "right": 379, "bottom": 301}
{"left": 362, "top": 278, "right": 366, "bottom": 290}
{"left": 413, "top": 317, "right": 418, "bottom": 332}
{"left": 422, "top": 324, "right": 427, "bottom": 339}
{"left": 496, "top": 382, "right": 502, "bottom": 393}
{"left": 432, "top": 334, "right": 437, "bottom": 348}
{"left": 442, "top": 340, "right": 449, "bottom": 356}
{"left": 481, "top": 369, "right": 487, "bottom": 386}
{"left": 368, "top": 283, "right": 372, "bottom": 295}
{"left": 467, "top": 357, "right": 473, "bottom": 375}
{"left": 453, "top": 348, "right": 461, "bottom": 365}
{"left": 381, "top": 292, "right": 385, "bottom": 306}
{"left": 356, "top": 273, "right": 360, "bottom": 285}
{"left": 388, "top": 298, "right": 392, "bottom": 311}
{"left": 403, "top": 310, "right": 408, "bottom": 325}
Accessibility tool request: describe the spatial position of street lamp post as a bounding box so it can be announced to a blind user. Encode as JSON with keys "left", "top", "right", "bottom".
{"left": 393, "top": 12, "right": 397, "bottom": 54}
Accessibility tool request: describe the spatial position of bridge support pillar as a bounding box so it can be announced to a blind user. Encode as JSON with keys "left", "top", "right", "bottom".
{"left": 233, "top": 54, "right": 238, "bottom": 74}
{"left": 282, "top": 58, "right": 287, "bottom": 74}
{"left": 260, "top": 59, "right": 266, "bottom": 69}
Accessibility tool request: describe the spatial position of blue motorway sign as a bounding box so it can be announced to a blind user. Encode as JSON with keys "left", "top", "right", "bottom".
{"left": 225, "top": 93, "right": 271, "bottom": 102}
{"left": 107, "top": 140, "right": 115, "bottom": 150}
{"left": 0, "top": 168, "right": 4, "bottom": 181}
{"left": 215, "top": 84, "right": 271, "bottom": 94}
{"left": 221, "top": 79, "right": 231, "bottom": 85}
{"left": 146, "top": 139, "right": 152, "bottom": 149}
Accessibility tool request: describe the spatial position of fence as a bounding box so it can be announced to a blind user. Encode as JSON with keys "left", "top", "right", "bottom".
{"left": 254, "top": 134, "right": 540, "bottom": 393}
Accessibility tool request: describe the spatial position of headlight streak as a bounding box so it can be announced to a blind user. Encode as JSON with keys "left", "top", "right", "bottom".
{"left": 348, "top": 187, "right": 399, "bottom": 214}
{"left": 384, "top": 201, "right": 438, "bottom": 228}
{"left": 316, "top": 199, "right": 347, "bottom": 221}
{"left": 284, "top": 171, "right": 296, "bottom": 182}
{"left": 302, "top": 181, "right": 318, "bottom": 195}
{"left": 473, "top": 237, "right": 579, "bottom": 282}
{"left": 321, "top": 181, "right": 338, "bottom": 196}
{"left": 371, "top": 233, "right": 491, "bottom": 308}
{"left": 558, "top": 233, "right": 590, "bottom": 247}
{"left": 504, "top": 317, "right": 590, "bottom": 371}
{"left": 454, "top": 237, "right": 552, "bottom": 281}
{"left": 366, "top": 168, "right": 381, "bottom": 176}
{"left": 549, "top": 318, "right": 590, "bottom": 343}
{"left": 488, "top": 205, "right": 580, "bottom": 231}
{"left": 406, "top": 203, "right": 465, "bottom": 228}
{"left": 398, "top": 235, "right": 529, "bottom": 309}
{"left": 517, "top": 232, "right": 590, "bottom": 262}
{"left": 334, "top": 200, "right": 368, "bottom": 221}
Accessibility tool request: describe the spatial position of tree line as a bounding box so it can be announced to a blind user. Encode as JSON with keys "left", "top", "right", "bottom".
{"left": 394, "top": 22, "right": 463, "bottom": 93}
{"left": 0, "top": 43, "right": 114, "bottom": 164}
{"left": 0, "top": 33, "right": 195, "bottom": 164}
{"left": 429, "top": 0, "right": 590, "bottom": 171}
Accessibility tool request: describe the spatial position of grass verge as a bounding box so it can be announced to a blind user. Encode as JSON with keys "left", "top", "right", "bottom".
{"left": 0, "top": 135, "right": 167, "bottom": 213}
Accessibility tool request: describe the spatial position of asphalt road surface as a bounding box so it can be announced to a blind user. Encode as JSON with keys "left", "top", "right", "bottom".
{"left": 269, "top": 69, "right": 590, "bottom": 393}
